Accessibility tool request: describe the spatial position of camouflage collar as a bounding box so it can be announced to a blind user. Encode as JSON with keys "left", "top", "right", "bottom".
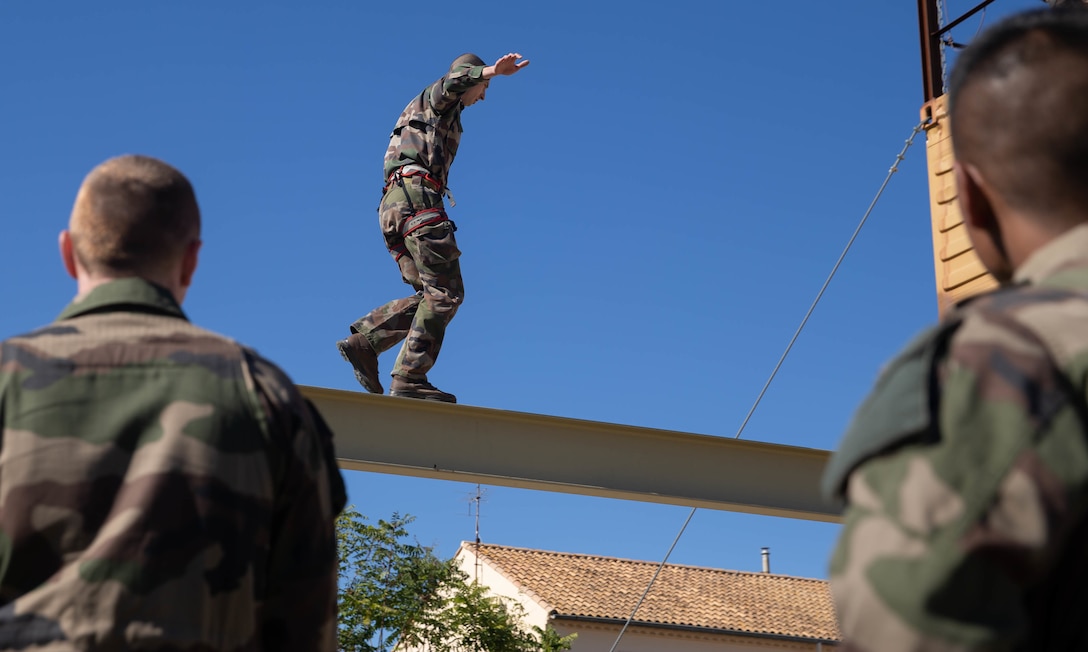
{"left": 57, "top": 278, "right": 188, "bottom": 322}
{"left": 1015, "top": 222, "right": 1088, "bottom": 285}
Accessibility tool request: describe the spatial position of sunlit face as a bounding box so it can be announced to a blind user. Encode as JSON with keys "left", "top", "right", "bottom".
{"left": 462, "top": 81, "right": 489, "bottom": 107}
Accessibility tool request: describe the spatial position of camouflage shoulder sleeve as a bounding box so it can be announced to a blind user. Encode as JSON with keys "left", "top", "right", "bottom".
{"left": 427, "top": 63, "right": 486, "bottom": 113}
{"left": 828, "top": 295, "right": 1088, "bottom": 651}
{"left": 305, "top": 396, "right": 348, "bottom": 511}
{"left": 243, "top": 349, "right": 345, "bottom": 651}
{"left": 821, "top": 321, "right": 954, "bottom": 502}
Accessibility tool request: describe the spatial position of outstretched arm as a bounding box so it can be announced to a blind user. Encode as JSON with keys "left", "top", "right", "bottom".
{"left": 430, "top": 52, "right": 530, "bottom": 112}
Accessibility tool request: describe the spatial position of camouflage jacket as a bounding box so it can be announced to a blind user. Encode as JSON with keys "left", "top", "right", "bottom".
{"left": 823, "top": 223, "right": 1088, "bottom": 651}
{"left": 0, "top": 278, "right": 346, "bottom": 651}
{"left": 382, "top": 62, "right": 487, "bottom": 190}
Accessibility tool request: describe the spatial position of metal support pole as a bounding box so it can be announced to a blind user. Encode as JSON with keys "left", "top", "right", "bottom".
{"left": 918, "top": 0, "right": 944, "bottom": 104}
{"left": 918, "top": 0, "right": 999, "bottom": 104}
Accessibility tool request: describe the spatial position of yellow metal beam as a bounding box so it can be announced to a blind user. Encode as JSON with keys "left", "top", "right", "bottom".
{"left": 923, "top": 96, "right": 998, "bottom": 317}
{"left": 302, "top": 386, "right": 840, "bottom": 523}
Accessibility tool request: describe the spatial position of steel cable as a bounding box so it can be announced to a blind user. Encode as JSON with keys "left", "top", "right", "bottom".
{"left": 607, "top": 119, "right": 928, "bottom": 652}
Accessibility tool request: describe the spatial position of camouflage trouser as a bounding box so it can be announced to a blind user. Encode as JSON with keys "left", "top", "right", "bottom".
{"left": 351, "top": 175, "right": 464, "bottom": 380}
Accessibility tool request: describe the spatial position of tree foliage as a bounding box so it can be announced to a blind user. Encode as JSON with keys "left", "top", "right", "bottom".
{"left": 337, "top": 506, "right": 576, "bottom": 652}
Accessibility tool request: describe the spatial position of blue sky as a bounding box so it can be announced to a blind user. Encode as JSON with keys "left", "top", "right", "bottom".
{"left": 0, "top": 0, "right": 1042, "bottom": 581}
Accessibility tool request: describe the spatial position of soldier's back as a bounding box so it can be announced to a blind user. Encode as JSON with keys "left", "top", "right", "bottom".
{"left": 0, "top": 284, "right": 326, "bottom": 650}
{"left": 950, "top": 267, "right": 1088, "bottom": 649}
{"left": 826, "top": 231, "right": 1088, "bottom": 651}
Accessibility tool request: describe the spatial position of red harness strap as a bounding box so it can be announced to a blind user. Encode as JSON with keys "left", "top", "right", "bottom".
{"left": 387, "top": 166, "right": 442, "bottom": 192}
{"left": 401, "top": 208, "right": 448, "bottom": 237}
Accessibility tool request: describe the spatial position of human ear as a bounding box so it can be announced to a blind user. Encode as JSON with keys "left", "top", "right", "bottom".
{"left": 59, "top": 230, "right": 78, "bottom": 280}
{"left": 955, "top": 162, "right": 995, "bottom": 232}
{"left": 955, "top": 161, "right": 1012, "bottom": 282}
{"left": 179, "top": 239, "right": 201, "bottom": 289}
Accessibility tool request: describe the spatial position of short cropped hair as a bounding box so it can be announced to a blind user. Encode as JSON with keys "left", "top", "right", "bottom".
{"left": 449, "top": 53, "right": 485, "bottom": 74}
{"left": 70, "top": 154, "right": 201, "bottom": 277}
{"left": 948, "top": 8, "right": 1088, "bottom": 213}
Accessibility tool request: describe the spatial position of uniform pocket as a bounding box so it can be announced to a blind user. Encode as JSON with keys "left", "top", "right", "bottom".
{"left": 409, "top": 221, "right": 461, "bottom": 266}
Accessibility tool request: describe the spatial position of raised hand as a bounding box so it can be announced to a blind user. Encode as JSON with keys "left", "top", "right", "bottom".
{"left": 492, "top": 52, "right": 530, "bottom": 76}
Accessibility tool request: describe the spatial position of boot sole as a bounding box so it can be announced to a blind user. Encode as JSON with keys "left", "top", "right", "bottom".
{"left": 337, "top": 340, "right": 383, "bottom": 394}
{"left": 390, "top": 390, "right": 457, "bottom": 404}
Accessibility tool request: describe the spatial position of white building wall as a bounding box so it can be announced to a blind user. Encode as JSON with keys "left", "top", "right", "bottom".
{"left": 454, "top": 545, "right": 838, "bottom": 652}
{"left": 551, "top": 621, "right": 836, "bottom": 652}
{"left": 453, "top": 545, "right": 552, "bottom": 630}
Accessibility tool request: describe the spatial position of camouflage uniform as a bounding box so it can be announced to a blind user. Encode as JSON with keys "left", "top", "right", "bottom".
{"left": 350, "top": 61, "right": 486, "bottom": 381}
{"left": 0, "top": 278, "right": 346, "bottom": 651}
{"left": 823, "top": 223, "right": 1088, "bottom": 651}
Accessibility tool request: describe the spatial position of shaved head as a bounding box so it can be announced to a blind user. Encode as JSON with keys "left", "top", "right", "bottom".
{"left": 69, "top": 154, "right": 200, "bottom": 279}
{"left": 949, "top": 8, "right": 1088, "bottom": 221}
{"left": 449, "top": 53, "right": 485, "bottom": 74}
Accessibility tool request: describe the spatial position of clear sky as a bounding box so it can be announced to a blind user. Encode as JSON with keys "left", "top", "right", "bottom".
{"left": 0, "top": 0, "right": 1043, "bottom": 582}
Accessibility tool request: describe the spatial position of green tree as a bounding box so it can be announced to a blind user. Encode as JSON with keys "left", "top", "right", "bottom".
{"left": 336, "top": 506, "right": 576, "bottom": 652}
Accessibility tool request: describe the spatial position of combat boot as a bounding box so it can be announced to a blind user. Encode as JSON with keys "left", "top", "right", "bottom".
{"left": 389, "top": 376, "right": 456, "bottom": 403}
{"left": 337, "top": 333, "right": 383, "bottom": 394}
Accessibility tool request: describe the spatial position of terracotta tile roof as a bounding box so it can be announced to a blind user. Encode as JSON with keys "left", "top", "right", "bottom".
{"left": 465, "top": 543, "right": 840, "bottom": 643}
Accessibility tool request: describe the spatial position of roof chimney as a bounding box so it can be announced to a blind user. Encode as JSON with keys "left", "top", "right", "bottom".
{"left": 761, "top": 547, "right": 770, "bottom": 573}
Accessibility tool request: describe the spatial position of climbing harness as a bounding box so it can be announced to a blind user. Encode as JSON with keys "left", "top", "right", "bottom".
{"left": 388, "top": 164, "right": 457, "bottom": 207}
{"left": 389, "top": 165, "right": 458, "bottom": 241}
